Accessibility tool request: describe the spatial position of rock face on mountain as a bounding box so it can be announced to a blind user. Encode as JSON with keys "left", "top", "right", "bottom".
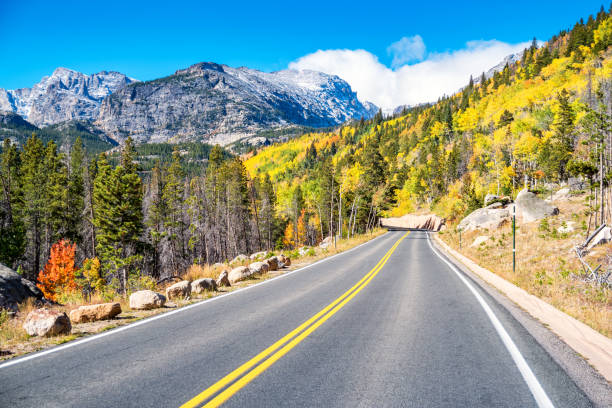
{"left": 96, "top": 62, "right": 377, "bottom": 145}
{"left": 0, "top": 68, "right": 136, "bottom": 126}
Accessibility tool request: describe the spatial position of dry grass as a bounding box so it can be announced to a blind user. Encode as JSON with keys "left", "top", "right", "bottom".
{"left": 183, "top": 264, "right": 226, "bottom": 281}
{"left": 439, "top": 194, "right": 611, "bottom": 337}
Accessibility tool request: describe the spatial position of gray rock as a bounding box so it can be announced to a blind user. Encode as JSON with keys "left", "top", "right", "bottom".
{"left": 191, "top": 278, "right": 217, "bottom": 294}
{"left": 23, "top": 308, "right": 71, "bottom": 337}
{"left": 248, "top": 261, "right": 269, "bottom": 275}
{"left": 129, "top": 290, "right": 166, "bottom": 310}
{"left": 228, "top": 266, "right": 253, "bottom": 284}
{"left": 264, "top": 256, "right": 279, "bottom": 271}
{"left": 458, "top": 207, "right": 511, "bottom": 232}
{"left": 0, "top": 263, "right": 44, "bottom": 312}
{"left": 515, "top": 189, "right": 559, "bottom": 223}
{"left": 216, "top": 271, "right": 231, "bottom": 287}
{"left": 165, "top": 280, "right": 191, "bottom": 300}
{"left": 69, "top": 302, "right": 121, "bottom": 323}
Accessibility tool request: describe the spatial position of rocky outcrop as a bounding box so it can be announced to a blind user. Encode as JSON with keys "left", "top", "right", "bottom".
{"left": 0, "top": 263, "right": 45, "bottom": 312}
{"left": 129, "top": 290, "right": 166, "bottom": 310}
{"left": 165, "top": 280, "right": 191, "bottom": 300}
{"left": 458, "top": 206, "right": 511, "bottom": 232}
{"left": 216, "top": 271, "right": 231, "bottom": 287}
{"left": 380, "top": 213, "right": 445, "bottom": 231}
{"left": 191, "top": 278, "right": 217, "bottom": 294}
{"left": 515, "top": 189, "right": 559, "bottom": 223}
{"left": 228, "top": 266, "right": 252, "bottom": 284}
{"left": 69, "top": 302, "right": 121, "bottom": 323}
{"left": 96, "top": 62, "right": 376, "bottom": 145}
{"left": 0, "top": 67, "right": 135, "bottom": 126}
{"left": 22, "top": 308, "right": 71, "bottom": 337}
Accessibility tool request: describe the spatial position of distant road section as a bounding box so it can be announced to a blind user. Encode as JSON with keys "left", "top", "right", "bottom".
{"left": 0, "top": 231, "right": 597, "bottom": 407}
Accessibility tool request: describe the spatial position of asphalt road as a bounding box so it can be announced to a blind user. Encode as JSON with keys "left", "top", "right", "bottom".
{"left": 0, "top": 231, "right": 602, "bottom": 407}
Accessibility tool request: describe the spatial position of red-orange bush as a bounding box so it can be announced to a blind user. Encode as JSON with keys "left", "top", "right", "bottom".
{"left": 37, "top": 239, "right": 77, "bottom": 302}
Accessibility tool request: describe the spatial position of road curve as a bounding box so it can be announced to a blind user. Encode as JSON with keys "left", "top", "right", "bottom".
{"left": 0, "top": 231, "right": 597, "bottom": 407}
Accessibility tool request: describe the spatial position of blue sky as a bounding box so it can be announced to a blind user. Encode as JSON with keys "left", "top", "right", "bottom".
{"left": 0, "top": 0, "right": 607, "bottom": 108}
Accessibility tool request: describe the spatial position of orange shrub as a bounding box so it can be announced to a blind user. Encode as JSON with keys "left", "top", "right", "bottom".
{"left": 37, "top": 239, "right": 77, "bottom": 302}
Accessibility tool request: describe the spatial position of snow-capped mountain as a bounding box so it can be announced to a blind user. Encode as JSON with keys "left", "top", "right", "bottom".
{"left": 0, "top": 68, "right": 136, "bottom": 126}
{"left": 478, "top": 52, "right": 523, "bottom": 82}
{"left": 97, "top": 62, "right": 378, "bottom": 145}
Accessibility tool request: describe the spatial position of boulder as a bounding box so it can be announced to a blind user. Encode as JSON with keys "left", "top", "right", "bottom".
{"left": 587, "top": 226, "right": 612, "bottom": 251}
{"left": 191, "top": 278, "right": 217, "bottom": 294}
{"left": 551, "top": 188, "right": 571, "bottom": 202}
{"left": 0, "top": 263, "right": 45, "bottom": 312}
{"left": 23, "top": 308, "right": 71, "bottom": 337}
{"left": 319, "top": 236, "right": 332, "bottom": 249}
{"left": 264, "top": 256, "right": 279, "bottom": 271}
{"left": 249, "top": 261, "right": 269, "bottom": 275}
{"left": 458, "top": 207, "right": 511, "bottom": 232}
{"left": 277, "top": 254, "right": 291, "bottom": 267}
{"left": 230, "top": 254, "right": 248, "bottom": 265}
{"left": 380, "top": 213, "right": 445, "bottom": 231}
{"left": 216, "top": 271, "right": 231, "bottom": 287}
{"left": 129, "top": 290, "right": 166, "bottom": 310}
{"left": 567, "top": 177, "right": 586, "bottom": 191}
{"left": 69, "top": 302, "right": 121, "bottom": 323}
{"left": 470, "top": 236, "right": 489, "bottom": 248}
{"left": 228, "top": 266, "right": 253, "bottom": 284}
{"left": 165, "top": 280, "right": 191, "bottom": 300}
{"left": 515, "top": 189, "right": 559, "bottom": 223}
{"left": 249, "top": 251, "right": 268, "bottom": 260}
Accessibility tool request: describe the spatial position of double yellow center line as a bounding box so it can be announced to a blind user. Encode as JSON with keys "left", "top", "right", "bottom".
{"left": 181, "top": 231, "right": 409, "bottom": 408}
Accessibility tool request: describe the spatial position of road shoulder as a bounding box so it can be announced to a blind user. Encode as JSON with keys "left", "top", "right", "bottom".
{"left": 431, "top": 232, "right": 612, "bottom": 407}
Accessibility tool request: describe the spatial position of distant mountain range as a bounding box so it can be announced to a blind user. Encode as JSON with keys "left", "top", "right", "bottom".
{"left": 0, "top": 63, "right": 378, "bottom": 147}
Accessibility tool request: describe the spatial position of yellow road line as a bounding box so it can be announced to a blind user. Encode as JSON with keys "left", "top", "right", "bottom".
{"left": 181, "top": 231, "right": 409, "bottom": 408}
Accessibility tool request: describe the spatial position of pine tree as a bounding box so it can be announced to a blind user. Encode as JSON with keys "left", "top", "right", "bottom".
{"left": 66, "top": 137, "right": 85, "bottom": 244}
{"left": 93, "top": 138, "right": 144, "bottom": 294}
{"left": 0, "top": 139, "right": 25, "bottom": 266}
{"left": 162, "top": 148, "right": 186, "bottom": 271}
{"left": 21, "top": 135, "right": 46, "bottom": 278}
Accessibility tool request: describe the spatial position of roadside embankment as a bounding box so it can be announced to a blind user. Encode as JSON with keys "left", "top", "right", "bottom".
{"left": 434, "top": 233, "right": 612, "bottom": 382}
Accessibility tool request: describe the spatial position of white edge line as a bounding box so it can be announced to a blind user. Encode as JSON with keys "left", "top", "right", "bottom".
{"left": 0, "top": 232, "right": 391, "bottom": 369}
{"left": 426, "top": 232, "right": 555, "bottom": 408}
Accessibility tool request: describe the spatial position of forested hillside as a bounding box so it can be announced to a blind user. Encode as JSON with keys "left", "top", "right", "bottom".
{"left": 245, "top": 6, "right": 612, "bottom": 235}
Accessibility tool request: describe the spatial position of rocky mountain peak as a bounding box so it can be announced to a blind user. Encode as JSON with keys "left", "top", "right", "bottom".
{"left": 0, "top": 68, "right": 137, "bottom": 126}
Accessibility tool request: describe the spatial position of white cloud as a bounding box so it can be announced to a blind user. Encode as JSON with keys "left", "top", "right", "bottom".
{"left": 289, "top": 39, "right": 530, "bottom": 111}
{"left": 387, "top": 35, "right": 426, "bottom": 67}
